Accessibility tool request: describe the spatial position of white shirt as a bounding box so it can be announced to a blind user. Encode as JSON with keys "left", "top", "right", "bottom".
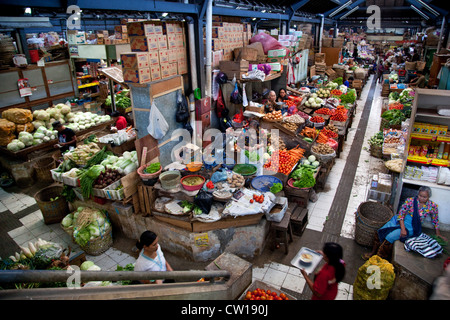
{"left": 134, "top": 246, "right": 167, "bottom": 273}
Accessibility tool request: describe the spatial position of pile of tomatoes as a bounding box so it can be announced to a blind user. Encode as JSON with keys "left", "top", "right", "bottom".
{"left": 244, "top": 288, "right": 289, "bottom": 300}
{"left": 250, "top": 194, "right": 265, "bottom": 204}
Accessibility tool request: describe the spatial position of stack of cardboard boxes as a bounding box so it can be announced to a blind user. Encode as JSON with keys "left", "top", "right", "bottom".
{"left": 122, "top": 20, "right": 188, "bottom": 84}
{"left": 315, "top": 53, "right": 327, "bottom": 75}
{"left": 208, "top": 16, "right": 252, "bottom": 68}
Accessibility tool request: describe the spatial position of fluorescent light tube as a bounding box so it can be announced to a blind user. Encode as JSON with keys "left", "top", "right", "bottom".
{"left": 329, "top": 0, "right": 353, "bottom": 18}
{"left": 411, "top": 5, "right": 430, "bottom": 20}
{"left": 340, "top": 6, "right": 359, "bottom": 20}
{"left": 417, "top": 0, "right": 439, "bottom": 16}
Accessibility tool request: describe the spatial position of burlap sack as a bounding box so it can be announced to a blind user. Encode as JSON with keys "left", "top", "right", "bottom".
{"left": 15, "top": 122, "right": 34, "bottom": 134}
{"left": 2, "top": 108, "right": 33, "bottom": 124}
{"left": 0, "top": 134, "right": 15, "bottom": 146}
{"left": 0, "top": 119, "right": 16, "bottom": 136}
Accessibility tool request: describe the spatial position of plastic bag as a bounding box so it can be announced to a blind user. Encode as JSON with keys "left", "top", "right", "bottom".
{"left": 175, "top": 91, "right": 189, "bottom": 123}
{"left": 230, "top": 82, "right": 243, "bottom": 105}
{"left": 211, "top": 169, "right": 227, "bottom": 183}
{"left": 194, "top": 189, "right": 213, "bottom": 215}
{"left": 242, "top": 83, "right": 248, "bottom": 107}
{"left": 353, "top": 255, "right": 395, "bottom": 300}
{"left": 147, "top": 100, "right": 169, "bottom": 140}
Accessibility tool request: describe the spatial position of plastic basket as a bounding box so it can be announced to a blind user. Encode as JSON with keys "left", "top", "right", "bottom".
{"left": 50, "top": 169, "right": 64, "bottom": 183}
{"left": 104, "top": 180, "right": 125, "bottom": 200}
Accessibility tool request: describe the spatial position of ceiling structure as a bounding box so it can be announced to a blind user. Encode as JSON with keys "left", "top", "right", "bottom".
{"left": 0, "top": 0, "right": 447, "bottom": 30}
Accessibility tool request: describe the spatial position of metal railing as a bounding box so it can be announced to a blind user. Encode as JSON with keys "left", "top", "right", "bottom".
{"left": 0, "top": 269, "right": 231, "bottom": 285}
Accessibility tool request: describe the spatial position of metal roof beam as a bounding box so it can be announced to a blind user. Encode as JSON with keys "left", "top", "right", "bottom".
{"left": 290, "top": 0, "right": 311, "bottom": 12}
{"left": 405, "top": 0, "right": 448, "bottom": 17}
{"left": 333, "top": 0, "right": 366, "bottom": 20}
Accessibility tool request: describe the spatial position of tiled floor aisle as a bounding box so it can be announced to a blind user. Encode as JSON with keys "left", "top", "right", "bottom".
{"left": 1, "top": 76, "right": 380, "bottom": 300}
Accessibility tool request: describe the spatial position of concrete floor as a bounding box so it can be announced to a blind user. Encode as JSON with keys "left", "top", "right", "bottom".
{"left": 0, "top": 75, "right": 414, "bottom": 299}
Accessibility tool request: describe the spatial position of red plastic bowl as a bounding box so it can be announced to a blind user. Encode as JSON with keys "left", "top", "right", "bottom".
{"left": 180, "top": 175, "right": 205, "bottom": 191}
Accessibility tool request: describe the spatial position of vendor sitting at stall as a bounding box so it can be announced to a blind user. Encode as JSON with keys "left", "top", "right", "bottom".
{"left": 52, "top": 120, "right": 76, "bottom": 153}
{"left": 134, "top": 230, "right": 174, "bottom": 284}
{"left": 409, "top": 70, "right": 427, "bottom": 88}
{"left": 111, "top": 111, "right": 128, "bottom": 131}
{"left": 277, "top": 88, "right": 287, "bottom": 102}
{"left": 362, "top": 186, "right": 446, "bottom": 261}
{"left": 264, "top": 90, "right": 279, "bottom": 113}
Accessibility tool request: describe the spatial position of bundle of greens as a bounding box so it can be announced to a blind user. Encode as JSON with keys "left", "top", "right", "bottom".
{"left": 143, "top": 162, "right": 161, "bottom": 174}
{"left": 78, "top": 164, "right": 105, "bottom": 198}
{"left": 381, "top": 109, "right": 406, "bottom": 126}
{"left": 270, "top": 182, "right": 283, "bottom": 194}
{"left": 290, "top": 166, "right": 315, "bottom": 188}
{"left": 339, "top": 89, "right": 357, "bottom": 104}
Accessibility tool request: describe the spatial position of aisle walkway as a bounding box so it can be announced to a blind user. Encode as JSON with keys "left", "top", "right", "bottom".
{"left": 0, "top": 75, "right": 385, "bottom": 300}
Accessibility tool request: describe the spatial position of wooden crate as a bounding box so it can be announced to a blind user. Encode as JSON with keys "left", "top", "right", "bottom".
{"left": 138, "top": 184, "right": 157, "bottom": 216}
{"left": 290, "top": 207, "right": 308, "bottom": 236}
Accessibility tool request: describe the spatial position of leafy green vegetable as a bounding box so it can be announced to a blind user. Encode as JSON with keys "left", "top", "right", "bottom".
{"left": 270, "top": 182, "right": 283, "bottom": 194}
{"left": 381, "top": 109, "right": 406, "bottom": 126}
{"left": 334, "top": 77, "right": 343, "bottom": 86}
{"left": 143, "top": 162, "right": 161, "bottom": 174}
{"left": 290, "top": 166, "right": 315, "bottom": 188}
{"left": 180, "top": 200, "right": 194, "bottom": 213}
{"left": 244, "top": 150, "right": 260, "bottom": 162}
{"left": 61, "top": 185, "right": 76, "bottom": 202}
{"left": 339, "top": 89, "right": 357, "bottom": 104}
{"left": 193, "top": 205, "right": 203, "bottom": 215}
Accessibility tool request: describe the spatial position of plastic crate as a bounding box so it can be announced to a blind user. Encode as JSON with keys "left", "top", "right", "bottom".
{"left": 62, "top": 175, "right": 80, "bottom": 187}
{"left": 112, "top": 201, "right": 134, "bottom": 217}
{"left": 104, "top": 180, "right": 125, "bottom": 200}
{"left": 238, "top": 280, "right": 296, "bottom": 300}
{"left": 50, "top": 169, "right": 64, "bottom": 183}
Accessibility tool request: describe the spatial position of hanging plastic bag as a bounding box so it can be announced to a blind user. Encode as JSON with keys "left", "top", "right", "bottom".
{"left": 242, "top": 83, "right": 248, "bottom": 107}
{"left": 147, "top": 100, "right": 169, "bottom": 140}
{"left": 175, "top": 91, "right": 189, "bottom": 123}
{"left": 230, "top": 82, "right": 243, "bottom": 105}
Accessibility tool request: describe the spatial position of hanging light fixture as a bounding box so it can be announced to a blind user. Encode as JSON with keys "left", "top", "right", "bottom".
{"left": 411, "top": 5, "right": 430, "bottom": 20}
{"left": 329, "top": 0, "right": 352, "bottom": 18}
{"left": 340, "top": 6, "right": 359, "bottom": 20}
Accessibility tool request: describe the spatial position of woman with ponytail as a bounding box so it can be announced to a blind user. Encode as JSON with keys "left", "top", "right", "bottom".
{"left": 301, "top": 242, "right": 346, "bottom": 300}
{"left": 134, "top": 231, "right": 173, "bottom": 284}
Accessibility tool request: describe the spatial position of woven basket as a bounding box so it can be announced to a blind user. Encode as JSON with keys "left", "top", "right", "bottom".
{"left": 370, "top": 144, "right": 383, "bottom": 159}
{"left": 355, "top": 202, "right": 393, "bottom": 247}
{"left": 80, "top": 225, "right": 113, "bottom": 256}
{"left": 33, "top": 157, "right": 56, "bottom": 182}
{"left": 34, "top": 186, "right": 69, "bottom": 225}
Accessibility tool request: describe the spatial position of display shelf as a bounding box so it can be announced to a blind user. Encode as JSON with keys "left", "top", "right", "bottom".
{"left": 78, "top": 82, "right": 99, "bottom": 89}
{"left": 402, "top": 177, "right": 450, "bottom": 191}
{"left": 407, "top": 156, "right": 449, "bottom": 167}
{"left": 410, "top": 133, "right": 450, "bottom": 143}
{"left": 393, "top": 88, "right": 450, "bottom": 216}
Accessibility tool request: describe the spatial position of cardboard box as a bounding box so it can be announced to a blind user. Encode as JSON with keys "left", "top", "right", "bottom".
{"left": 127, "top": 21, "right": 147, "bottom": 36}
{"left": 159, "top": 49, "right": 169, "bottom": 64}
{"left": 315, "top": 53, "right": 326, "bottom": 63}
{"left": 195, "top": 97, "right": 211, "bottom": 117}
{"left": 268, "top": 49, "right": 287, "bottom": 58}
{"left": 157, "top": 35, "right": 168, "bottom": 50}
{"left": 267, "top": 62, "right": 282, "bottom": 72}
{"left": 68, "top": 30, "right": 86, "bottom": 44}
{"left": 168, "top": 63, "right": 178, "bottom": 76}
{"left": 233, "top": 47, "right": 258, "bottom": 61}
{"left": 177, "top": 59, "right": 188, "bottom": 74}
{"left": 144, "top": 23, "right": 155, "bottom": 35}
{"left": 168, "top": 49, "right": 177, "bottom": 63}
{"left": 175, "top": 34, "right": 185, "bottom": 48}
{"left": 115, "top": 25, "right": 127, "bottom": 34}
{"left": 120, "top": 52, "right": 149, "bottom": 69}
{"left": 123, "top": 68, "right": 151, "bottom": 84}
{"left": 212, "top": 27, "right": 225, "bottom": 38}
{"left": 150, "top": 64, "right": 161, "bottom": 81}
{"left": 167, "top": 34, "right": 177, "bottom": 49}
{"left": 212, "top": 50, "right": 224, "bottom": 69}
{"left": 154, "top": 23, "right": 163, "bottom": 35}
{"left": 160, "top": 63, "right": 170, "bottom": 78}
{"left": 129, "top": 36, "right": 150, "bottom": 52}
{"left": 148, "top": 51, "right": 160, "bottom": 66}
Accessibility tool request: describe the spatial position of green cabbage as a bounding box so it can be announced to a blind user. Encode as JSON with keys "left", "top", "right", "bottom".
{"left": 80, "top": 260, "right": 95, "bottom": 271}
{"left": 61, "top": 214, "right": 73, "bottom": 228}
